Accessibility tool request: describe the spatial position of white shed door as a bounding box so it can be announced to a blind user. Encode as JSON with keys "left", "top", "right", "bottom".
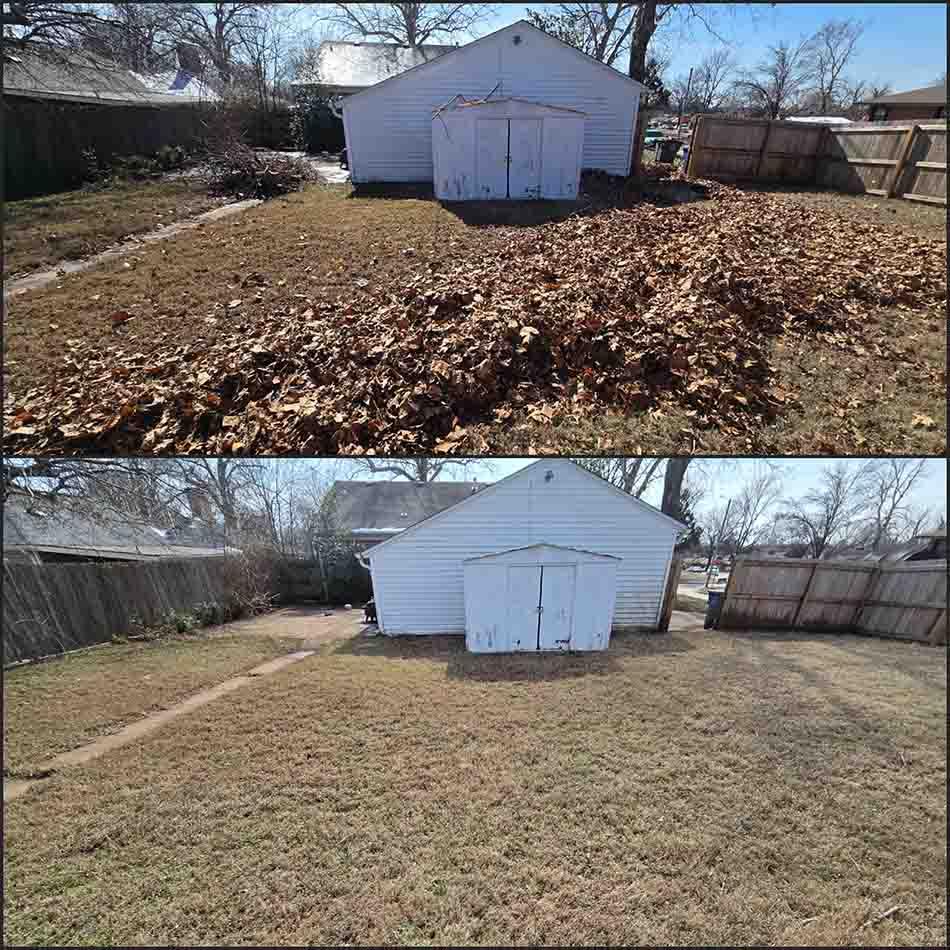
{"left": 505, "top": 565, "right": 541, "bottom": 651}
{"left": 476, "top": 119, "right": 509, "bottom": 199}
{"left": 509, "top": 119, "right": 542, "bottom": 198}
{"left": 539, "top": 565, "right": 575, "bottom": 650}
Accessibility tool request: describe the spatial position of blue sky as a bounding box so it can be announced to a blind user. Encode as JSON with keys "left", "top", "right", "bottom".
{"left": 446, "top": 457, "right": 948, "bottom": 518}
{"left": 469, "top": 3, "right": 947, "bottom": 93}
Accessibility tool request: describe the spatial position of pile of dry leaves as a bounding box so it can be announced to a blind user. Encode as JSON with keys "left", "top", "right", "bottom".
{"left": 5, "top": 179, "right": 946, "bottom": 454}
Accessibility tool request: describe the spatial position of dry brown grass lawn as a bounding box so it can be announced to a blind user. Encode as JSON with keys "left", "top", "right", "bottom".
{"left": 2, "top": 633, "right": 294, "bottom": 777}
{"left": 3, "top": 178, "right": 222, "bottom": 280}
{"left": 3, "top": 628, "right": 945, "bottom": 946}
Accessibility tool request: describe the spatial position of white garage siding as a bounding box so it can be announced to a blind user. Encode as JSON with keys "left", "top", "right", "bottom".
{"left": 343, "top": 20, "right": 641, "bottom": 183}
{"left": 366, "top": 461, "right": 682, "bottom": 636}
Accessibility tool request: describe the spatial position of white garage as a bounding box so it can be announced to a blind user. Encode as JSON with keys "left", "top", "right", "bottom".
{"left": 464, "top": 544, "right": 619, "bottom": 652}
{"left": 342, "top": 19, "right": 644, "bottom": 186}
{"left": 433, "top": 97, "right": 585, "bottom": 200}
{"left": 363, "top": 460, "right": 685, "bottom": 646}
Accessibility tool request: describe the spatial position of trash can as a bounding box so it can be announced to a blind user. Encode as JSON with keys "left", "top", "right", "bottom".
{"left": 655, "top": 138, "right": 680, "bottom": 163}
{"left": 704, "top": 589, "right": 723, "bottom": 629}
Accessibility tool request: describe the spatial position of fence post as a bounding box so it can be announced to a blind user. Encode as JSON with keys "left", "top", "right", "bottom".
{"left": 790, "top": 560, "right": 820, "bottom": 629}
{"left": 657, "top": 557, "right": 683, "bottom": 632}
{"left": 814, "top": 125, "right": 831, "bottom": 188}
{"left": 685, "top": 115, "right": 702, "bottom": 179}
{"left": 753, "top": 119, "right": 774, "bottom": 179}
{"left": 851, "top": 563, "right": 882, "bottom": 633}
{"left": 888, "top": 124, "right": 919, "bottom": 198}
{"left": 927, "top": 609, "right": 947, "bottom": 646}
{"left": 717, "top": 559, "right": 741, "bottom": 628}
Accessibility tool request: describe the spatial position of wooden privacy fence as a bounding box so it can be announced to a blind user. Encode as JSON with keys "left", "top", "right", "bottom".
{"left": 719, "top": 557, "right": 947, "bottom": 644}
{"left": 686, "top": 116, "right": 947, "bottom": 206}
{"left": 2, "top": 557, "right": 233, "bottom": 664}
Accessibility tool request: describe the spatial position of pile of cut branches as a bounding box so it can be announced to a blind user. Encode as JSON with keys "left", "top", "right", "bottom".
{"left": 204, "top": 140, "right": 313, "bottom": 199}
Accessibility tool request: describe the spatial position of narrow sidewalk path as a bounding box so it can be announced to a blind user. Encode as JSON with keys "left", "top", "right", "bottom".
{"left": 3, "top": 649, "right": 314, "bottom": 804}
{"left": 3, "top": 198, "right": 262, "bottom": 298}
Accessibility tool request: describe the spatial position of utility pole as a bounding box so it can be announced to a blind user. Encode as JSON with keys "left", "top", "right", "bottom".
{"left": 706, "top": 496, "right": 732, "bottom": 585}
{"left": 677, "top": 67, "right": 694, "bottom": 139}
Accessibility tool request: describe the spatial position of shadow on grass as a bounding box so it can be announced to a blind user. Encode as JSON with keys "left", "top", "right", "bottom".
{"left": 348, "top": 181, "right": 594, "bottom": 227}
{"left": 330, "top": 629, "right": 695, "bottom": 680}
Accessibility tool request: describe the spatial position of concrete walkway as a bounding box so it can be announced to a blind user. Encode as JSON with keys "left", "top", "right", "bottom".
{"left": 3, "top": 198, "right": 262, "bottom": 298}
{"left": 3, "top": 649, "right": 314, "bottom": 804}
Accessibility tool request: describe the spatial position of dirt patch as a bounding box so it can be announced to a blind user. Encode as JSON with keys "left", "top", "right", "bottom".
{"left": 3, "top": 179, "right": 945, "bottom": 455}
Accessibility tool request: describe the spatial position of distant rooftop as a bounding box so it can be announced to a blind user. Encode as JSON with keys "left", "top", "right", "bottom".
{"left": 2, "top": 44, "right": 219, "bottom": 106}
{"left": 3, "top": 492, "right": 229, "bottom": 561}
{"left": 330, "top": 480, "right": 488, "bottom": 532}
{"left": 863, "top": 83, "right": 946, "bottom": 106}
{"left": 292, "top": 40, "right": 456, "bottom": 93}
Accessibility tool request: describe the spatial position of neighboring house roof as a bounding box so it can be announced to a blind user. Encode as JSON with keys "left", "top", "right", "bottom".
{"left": 364, "top": 460, "right": 687, "bottom": 557}
{"left": 863, "top": 83, "right": 946, "bottom": 106}
{"left": 292, "top": 40, "right": 456, "bottom": 93}
{"left": 3, "top": 493, "right": 230, "bottom": 561}
{"left": 2, "top": 46, "right": 218, "bottom": 106}
{"left": 344, "top": 19, "right": 647, "bottom": 105}
{"left": 786, "top": 116, "right": 853, "bottom": 124}
{"left": 330, "top": 480, "right": 488, "bottom": 532}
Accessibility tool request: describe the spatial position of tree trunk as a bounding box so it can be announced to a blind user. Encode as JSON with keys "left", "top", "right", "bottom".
{"left": 661, "top": 458, "right": 690, "bottom": 517}
{"left": 627, "top": 0, "right": 657, "bottom": 177}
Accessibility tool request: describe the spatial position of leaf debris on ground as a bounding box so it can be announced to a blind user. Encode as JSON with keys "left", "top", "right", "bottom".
{"left": 4, "top": 177, "right": 946, "bottom": 455}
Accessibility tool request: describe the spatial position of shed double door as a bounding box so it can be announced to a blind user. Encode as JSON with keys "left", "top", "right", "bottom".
{"left": 476, "top": 118, "right": 542, "bottom": 199}
{"left": 505, "top": 564, "right": 575, "bottom": 650}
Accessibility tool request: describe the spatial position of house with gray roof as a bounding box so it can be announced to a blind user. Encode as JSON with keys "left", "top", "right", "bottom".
{"left": 327, "top": 480, "right": 489, "bottom": 546}
{"left": 3, "top": 491, "right": 232, "bottom": 564}
{"left": 2, "top": 45, "right": 218, "bottom": 106}
{"left": 292, "top": 40, "right": 456, "bottom": 98}
{"left": 863, "top": 83, "right": 946, "bottom": 122}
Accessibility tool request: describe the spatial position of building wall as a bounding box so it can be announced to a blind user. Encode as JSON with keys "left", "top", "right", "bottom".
{"left": 343, "top": 25, "right": 640, "bottom": 182}
{"left": 866, "top": 103, "right": 946, "bottom": 122}
{"left": 367, "top": 462, "right": 679, "bottom": 635}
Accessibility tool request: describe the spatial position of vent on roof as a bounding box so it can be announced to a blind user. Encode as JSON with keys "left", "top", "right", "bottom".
{"left": 512, "top": 34, "right": 522, "bottom": 46}
{"left": 544, "top": 470, "right": 555, "bottom": 482}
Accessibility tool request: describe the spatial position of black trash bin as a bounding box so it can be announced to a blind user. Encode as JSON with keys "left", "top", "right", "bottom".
{"left": 704, "top": 589, "right": 724, "bottom": 629}
{"left": 655, "top": 138, "right": 680, "bottom": 164}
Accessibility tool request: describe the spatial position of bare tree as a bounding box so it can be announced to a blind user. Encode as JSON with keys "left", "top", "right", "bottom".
{"left": 722, "top": 463, "right": 784, "bottom": 552}
{"left": 165, "top": 2, "right": 264, "bottom": 84}
{"left": 326, "top": 3, "right": 495, "bottom": 46}
{"left": 526, "top": 3, "right": 639, "bottom": 67}
{"left": 672, "top": 46, "right": 733, "bottom": 112}
{"left": 810, "top": 18, "right": 864, "bottom": 113}
{"left": 778, "top": 462, "right": 873, "bottom": 559}
{"left": 2, "top": 2, "right": 119, "bottom": 47}
{"left": 734, "top": 36, "right": 816, "bottom": 118}
{"left": 347, "top": 458, "right": 492, "bottom": 482}
{"left": 571, "top": 457, "right": 665, "bottom": 496}
{"left": 859, "top": 459, "right": 929, "bottom": 550}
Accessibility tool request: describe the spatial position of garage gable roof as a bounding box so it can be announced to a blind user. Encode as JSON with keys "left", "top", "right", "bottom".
{"left": 365, "top": 460, "right": 686, "bottom": 557}
{"left": 465, "top": 543, "right": 621, "bottom": 563}
{"left": 344, "top": 19, "right": 646, "bottom": 106}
